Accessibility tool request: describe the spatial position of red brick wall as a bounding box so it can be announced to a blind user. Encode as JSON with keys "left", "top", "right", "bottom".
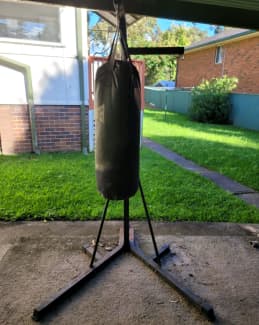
{"left": 35, "top": 105, "right": 88, "bottom": 152}
{"left": 223, "top": 37, "right": 259, "bottom": 94}
{"left": 176, "top": 35, "right": 259, "bottom": 94}
{"left": 0, "top": 105, "right": 89, "bottom": 154}
{"left": 0, "top": 105, "right": 32, "bottom": 154}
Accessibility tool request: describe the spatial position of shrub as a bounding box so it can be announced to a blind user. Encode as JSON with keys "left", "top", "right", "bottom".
{"left": 189, "top": 76, "right": 238, "bottom": 124}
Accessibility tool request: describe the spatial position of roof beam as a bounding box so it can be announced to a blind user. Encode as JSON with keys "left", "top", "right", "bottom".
{"left": 22, "top": 0, "right": 259, "bottom": 29}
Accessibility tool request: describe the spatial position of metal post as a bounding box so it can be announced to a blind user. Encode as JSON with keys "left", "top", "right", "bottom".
{"left": 139, "top": 181, "right": 161, "bottom": 265}
{"left": 90, "top": 199, "right": 110, "bottom": 267}
{"left": 123, "top": 199, "right": 130, "bottom": 251}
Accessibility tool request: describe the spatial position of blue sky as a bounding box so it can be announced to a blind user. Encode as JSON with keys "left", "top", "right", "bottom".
{"left": 89, "top": 12, "right": 214, "bottom": 36}
{"left": 157, "top": 18, "right": 214, "bottom": 35}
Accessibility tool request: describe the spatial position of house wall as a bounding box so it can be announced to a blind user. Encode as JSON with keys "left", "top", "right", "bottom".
{"left": 176, "top": 35, "right": 259, "bottom": 94}
{"left": 0, "top": 66, "right": 33, "bottom": 154}
{"left": 0, "top": 104, "right": 32, "bottom": 154}
{"left": 176, "top": 47, "right": 222, "bottom": 88}
{"left": 35, "top": 105, "right": 88, "bottom": 152}
{"left": 0, "top": 7, "right": 88, "bottom": 106}
{"left": 223, "top": 37, "right": 259, "bottom": 94}
{"left": 0, "top": 4, "right": 89, "bottom": 154}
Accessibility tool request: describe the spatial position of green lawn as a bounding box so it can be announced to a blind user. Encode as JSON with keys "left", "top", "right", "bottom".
{"left": 1, "top": 148, "right": 259, "bottom": 222}
{"left": 143, "top": 109, "right": 259, "bottom": 191}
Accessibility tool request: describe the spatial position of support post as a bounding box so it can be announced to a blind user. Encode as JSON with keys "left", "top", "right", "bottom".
{"left": 90, "top": 199, "right": 110, "bottom": 267}
{"left": 123, "top": 199, "right": 130, "bottom": 251}
{"left": 139, "top": 181, "right": 161, "bottom": 265}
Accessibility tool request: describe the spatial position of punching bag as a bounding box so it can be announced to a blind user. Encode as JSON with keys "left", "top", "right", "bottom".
{"left": 94, "top": 14, "right": 141, "bottom": 200}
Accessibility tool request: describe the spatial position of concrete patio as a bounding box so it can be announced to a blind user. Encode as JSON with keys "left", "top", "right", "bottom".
{"left": 0, "top": 221, "right": 258, "bottom": 324}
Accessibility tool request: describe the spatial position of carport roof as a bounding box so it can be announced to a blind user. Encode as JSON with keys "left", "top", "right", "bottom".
{"left": 93, "top": 10, "right": 141, "bottom": 27}
{"left": 23, "top": 0, "right": 259, "bottom": 29}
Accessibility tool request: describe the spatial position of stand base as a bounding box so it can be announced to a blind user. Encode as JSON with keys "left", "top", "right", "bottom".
{"left": 32, "top": 227, "right": 215, "bottom": 322}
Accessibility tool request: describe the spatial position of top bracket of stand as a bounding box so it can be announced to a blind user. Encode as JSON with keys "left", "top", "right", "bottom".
{"left": 128, "top": 47, "right": 184, "bottom": 55}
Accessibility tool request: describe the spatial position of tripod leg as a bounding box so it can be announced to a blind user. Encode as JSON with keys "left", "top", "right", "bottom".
{"left": 90, "top": 199, "right": 110, "bottom": 268}
{"left": 123, "top": 199, "right": 130, "bottom": 251}
{"left": 139, "top": 181, "right": 161, "bottom": 265}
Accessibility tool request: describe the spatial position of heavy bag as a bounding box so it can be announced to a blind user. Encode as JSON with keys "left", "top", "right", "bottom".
{"left": 94, "top": 31, "right": 141, "bottom": 200}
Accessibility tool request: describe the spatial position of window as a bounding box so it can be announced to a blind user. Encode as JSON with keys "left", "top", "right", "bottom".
{"left": 215, "top": 46, "right": 223, "bottom": 64}
{"left": 0, "top": 1, "right": 60, "bottom": 43}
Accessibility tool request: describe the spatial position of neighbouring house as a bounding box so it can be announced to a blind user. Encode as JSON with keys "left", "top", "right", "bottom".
{"left": 0, "top": 1, "right": 144, "bottom": 155}
{"left": 176, "top": 28, "right": 259, "bottom": 94}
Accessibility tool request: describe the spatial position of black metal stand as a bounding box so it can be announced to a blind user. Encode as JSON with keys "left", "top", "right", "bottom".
{"left": 32, "top": 181, "right": 215, "bottom": 322}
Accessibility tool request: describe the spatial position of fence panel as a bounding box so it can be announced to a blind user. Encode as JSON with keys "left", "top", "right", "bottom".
{"left": 144, "top": 87, "right": 259, "bottom": 132}
{"left": 145, "top": 87, "right": 191, "bottom": 114}
{"left": 231, "top": 93, "right": 259, "bottom": 131}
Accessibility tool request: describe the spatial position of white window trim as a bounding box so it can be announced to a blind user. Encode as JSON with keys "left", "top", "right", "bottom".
{"left": 0, "top": 7, "right": 62, "bottom": 46}
{"left": 215, "top": 46, "right": 223, "bottom": 64}
{"left": 0, "top": 37, "right": 64, "bottom": 48}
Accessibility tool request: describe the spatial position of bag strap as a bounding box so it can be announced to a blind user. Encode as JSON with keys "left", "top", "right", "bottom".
{"left": 108, "top": 0, "right": 132, "bottom": 67}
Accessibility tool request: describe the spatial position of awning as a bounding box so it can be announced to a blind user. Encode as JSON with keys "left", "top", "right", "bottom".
{"left": 20, "top": 0, "right": 259, "bottom": 29}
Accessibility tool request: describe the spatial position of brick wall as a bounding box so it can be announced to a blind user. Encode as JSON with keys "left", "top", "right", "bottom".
{"left": 223, "top": 37, "right": 259, "bottom": 94}
{"left": 35, "top": 105, "right": 88, "bottom": 152}
{"left": 176, "top": 35, "right": 259, "bottom": 94}
{"left": 0, "top": 104, "right": 32, "bottom": 154}
{"left": 0, "top": 105, "right": 89, "bottom": 154}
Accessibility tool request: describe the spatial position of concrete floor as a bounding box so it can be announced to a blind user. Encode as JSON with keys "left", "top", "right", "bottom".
{"left": 0, "top": 221, "right": 258, "bottom": 325}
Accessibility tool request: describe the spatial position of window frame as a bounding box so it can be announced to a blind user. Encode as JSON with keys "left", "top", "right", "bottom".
{"left": 215, "top": 46, "right": 224, "bottom": 64}
{"left": 0, "top": 1, "right": 62, "bottom": 45}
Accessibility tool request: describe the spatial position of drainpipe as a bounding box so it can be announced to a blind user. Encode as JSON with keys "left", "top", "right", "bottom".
{"left": 75, "top": 8, "right": 88, "bottom": 155}
{"left": 24, "top": 67, "right": 39, "bottom": 154}
{"left": 0, "top": 56, "right": 39, "bottom": 154}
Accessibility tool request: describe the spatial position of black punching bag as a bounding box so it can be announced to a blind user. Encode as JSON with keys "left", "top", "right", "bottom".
{"left": 94, "top": 18, "right": 141, "bottom": 200}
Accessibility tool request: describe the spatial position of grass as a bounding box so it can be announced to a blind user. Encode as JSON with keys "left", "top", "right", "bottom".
{"left": 143, "top": 109, "right": 259, "bottom": 191}
{"left": 1, "top": 148, "right": 259, "bottom": 222}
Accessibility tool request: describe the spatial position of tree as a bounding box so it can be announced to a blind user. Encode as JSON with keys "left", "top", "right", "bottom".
{"left": 127, "top": 17, "right": 160, "bottom": 46}
{"left": 128, "top": 22, "right": 208, "bottom": 84}
{"left": 88, "top": 14, "right": 208, "bottom": 84}
{"left": 127, "top": 18, "right": 165, "bottom": 84}
{"left": 88, "top": 17, "right": 116, "bottom": 56}
{"left": 156, "top": 24, "right": 207, "bottom": 83}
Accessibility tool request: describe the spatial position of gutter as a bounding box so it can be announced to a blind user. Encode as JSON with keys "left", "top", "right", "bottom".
{"left": 0, "top": 56, "right": 39, "bottom": 154}
{"left": 75, "top": 8, "right": 88, "bottom": 155}
{"left": 185, "top": 30, "right": 259, "bottom": 54}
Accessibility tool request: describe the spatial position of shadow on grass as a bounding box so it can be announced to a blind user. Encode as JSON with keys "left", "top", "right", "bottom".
{"left": 148, "top": 133, "right": 259, "bottom": 190}
{"left": 144, "top": 109, "right": 259, "bottom": 141}
{"left": 144, "top": 109, "right": 259, "bottom": 191}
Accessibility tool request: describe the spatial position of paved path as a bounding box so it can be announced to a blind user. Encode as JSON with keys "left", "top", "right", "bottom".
{"left": 143, "top": 137, "right": 259, "bottom": 208}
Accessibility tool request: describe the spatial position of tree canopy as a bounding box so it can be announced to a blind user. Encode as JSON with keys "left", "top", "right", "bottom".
{"left": 88, "top": 15, "right": 208, "bottom": 84}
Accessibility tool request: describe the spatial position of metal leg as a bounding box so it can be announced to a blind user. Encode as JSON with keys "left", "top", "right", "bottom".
{"left": 90, "top": 199, "right": 110, "bottom": 268}
{"left": 129, "top": 232, "right": 215, "bottom": 322}
{"left": 123, "top": 199, "right": 130, "bottom": 251}
{"left": 32, "top": 188, "right": 216, "bottom": 322}
{"left": 33, "top": 239, "right": 124, "bottom": 321}
{"left": 139, "top": 181, "right": 161, "bottom": 265}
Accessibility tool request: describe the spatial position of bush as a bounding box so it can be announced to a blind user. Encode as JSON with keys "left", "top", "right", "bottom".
{"left": 189, "top": 76, "right": 238, "bottom": 124}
